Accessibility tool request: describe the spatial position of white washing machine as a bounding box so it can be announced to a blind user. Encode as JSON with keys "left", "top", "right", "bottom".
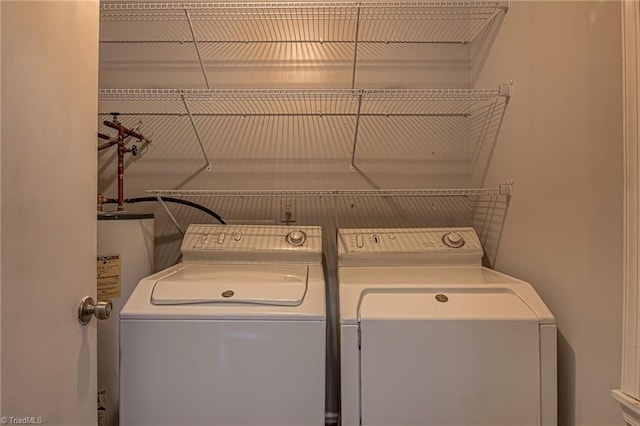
{"left": 120, "top": 224, "right": 326, "bottom": 426}
{"left": 338, "top": 227, "right": 557, "bottom": 426}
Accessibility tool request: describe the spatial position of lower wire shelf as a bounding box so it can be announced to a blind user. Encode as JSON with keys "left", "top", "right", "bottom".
{"left": 144, "top": 183, "right": 512, "bottom": 268}
{"left": 146, "top": 184, "right": 513, "bottom": 199}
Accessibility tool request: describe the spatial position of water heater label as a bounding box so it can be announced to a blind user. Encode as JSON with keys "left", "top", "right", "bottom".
{"left": 97, "top": 254, "right": 121, "bottom": 301}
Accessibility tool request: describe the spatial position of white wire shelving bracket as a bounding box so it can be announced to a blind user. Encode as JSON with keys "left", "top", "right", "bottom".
{"left": 350, "top": 92, "right": 364, "bottom": 172}
{"left": 155, "top": 196, "right": 185, "bottom": 236}
{"left": 183, "top": 7, "right": 210, "bottom": 89}
{"left": 470, "top": 81, "right": 511, "bottom": 183}
{"left": 180, "top": 94, "right": 212, "bottom": 171}
{"left": 351, "top": 2, "right": 362, "bottom": 89}
{"left": 146, "top": 183, "right": 513, "bottom": 199}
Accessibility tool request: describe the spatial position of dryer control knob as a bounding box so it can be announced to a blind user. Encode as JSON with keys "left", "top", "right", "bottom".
{"left": 443, "top": 232, "right": 465, "bottom": 248}
{"left": 286, "top": 230, "right": 307, "bottom": 246}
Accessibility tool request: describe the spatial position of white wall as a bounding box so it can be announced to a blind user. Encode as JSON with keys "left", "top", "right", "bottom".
{"left": 475, "top": 2, "right": 623, "bottom": 425}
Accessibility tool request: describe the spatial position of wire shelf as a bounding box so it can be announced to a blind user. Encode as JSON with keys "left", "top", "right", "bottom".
{"left": 98, "top": 86, "right": 510, "bottom": 116}
{"left": 146, "top": 185, "right": 512, "bottom": 198}
{"left": 98, "top": 87, "right": 505, "bottom": 99}
{"left": 100, "top": 1, "right": 508, "bottom": 43}
{"left": 98, "top": 84, "right": 511, "bottom": 172}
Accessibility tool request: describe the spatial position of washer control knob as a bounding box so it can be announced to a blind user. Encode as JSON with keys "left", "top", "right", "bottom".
{"left": 286, "top": 230, "right": 307, "bottom": 246}
{"left": 443, "top": 232, "right": 465, "bottom": 248}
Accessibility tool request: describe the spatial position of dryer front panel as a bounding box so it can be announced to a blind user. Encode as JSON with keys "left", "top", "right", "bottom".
{"left": 358, "top": 291, "right": 541, "bottom": 426}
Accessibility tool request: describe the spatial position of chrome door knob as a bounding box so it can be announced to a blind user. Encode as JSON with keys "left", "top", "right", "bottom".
{"left": 78, "top": 296, "right": 113, "bottom": 325}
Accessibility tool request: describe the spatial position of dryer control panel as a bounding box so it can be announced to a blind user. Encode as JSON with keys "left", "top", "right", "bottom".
{"left": 337, "top": 227, "right": 483, "bottom": 266}
{"left": 182, "top": 224, "right": 322, "bottom": 263}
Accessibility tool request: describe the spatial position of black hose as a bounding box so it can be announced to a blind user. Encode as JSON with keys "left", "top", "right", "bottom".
{"left": 103, "top": 196, "right": 226, "bottom": 224}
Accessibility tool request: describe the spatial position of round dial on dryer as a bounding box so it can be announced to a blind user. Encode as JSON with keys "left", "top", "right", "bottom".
{"left": 442, "top": 231, "right": 465, "bottom": 248}
{"left": 285, "top": 230, "right": 307, "bottom": 246}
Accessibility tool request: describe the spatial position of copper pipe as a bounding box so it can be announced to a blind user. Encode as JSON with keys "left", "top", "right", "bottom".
{"left": 103, "top": 120, "right": 145, "bottom": 140}
{"left": 101, "top": 120, "right": 146, "bottom": 211}
{"left": 117, "top": 139, "right": 126, "bottom": 210}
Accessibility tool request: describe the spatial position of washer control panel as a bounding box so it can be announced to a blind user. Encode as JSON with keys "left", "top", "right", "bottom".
{"left": 182, "top": 224, "right": 322, "bottom": 262}
{"left": 337, "top": 227, "right": 483, "bottom": 266}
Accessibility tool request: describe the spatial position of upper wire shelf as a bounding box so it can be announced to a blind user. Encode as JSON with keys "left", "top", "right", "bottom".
{"left": 98, "top": 86, "right": 511, "bottom": 116}
{"left": 100, "top": 1, "right": 509, "bottom": 44}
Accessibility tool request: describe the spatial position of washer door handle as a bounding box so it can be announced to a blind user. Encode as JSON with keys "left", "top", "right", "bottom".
{"left": 78, "top": 296, "right": 113, "bottom": 325}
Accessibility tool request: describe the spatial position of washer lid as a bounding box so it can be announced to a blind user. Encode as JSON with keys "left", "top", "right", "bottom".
{"left": 151, "top": 264, "right": 308, "bottom": 306}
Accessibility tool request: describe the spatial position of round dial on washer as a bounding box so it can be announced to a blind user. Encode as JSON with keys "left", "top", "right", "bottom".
{"left": 286, "top": 230, "right": 307, "bottom": 246}
{"left": 442, "top": 231, "right": 465, "bottom": 248}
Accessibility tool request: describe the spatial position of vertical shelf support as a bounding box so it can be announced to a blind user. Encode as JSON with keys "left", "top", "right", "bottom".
{"left": 351, "top": 2, "right": 362, "bottom": 89}
{"left": 470, "top": 82, "right": 512, "bottom": 185}
{"left": 181, "top": 93, "right": 213, "bottom": 171}
{"left": 155, "top": 196, "right": 185, "bottom": 236}
{"left": 349, "top": 92, "right": 364, "bottom": 172}
{"left": 184, "top": 6, "right": 211, "bottom": 89}
{"left": 470, "top": 95, "right": 499, "bottom": 181}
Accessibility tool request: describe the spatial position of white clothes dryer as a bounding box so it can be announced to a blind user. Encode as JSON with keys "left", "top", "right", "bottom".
{"left": 338, "top": 227, "right": 557, "bottom": 426}
{"left": 120, "top": 224, "right": 326, "bottom": 426}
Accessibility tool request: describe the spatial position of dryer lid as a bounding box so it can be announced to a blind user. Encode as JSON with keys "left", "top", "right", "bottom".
{"left": 151, "top": 264, "right": 309, "bottom": 306}
{"left": 357, "top": 288, "right": 539, "bottom": 321}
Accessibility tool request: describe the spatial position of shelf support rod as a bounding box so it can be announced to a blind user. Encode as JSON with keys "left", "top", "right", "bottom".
{"left": 470, "top": 95, "right": 498, "bottom": 177}
{"left": 156, "top": 196, "right": 185, "bottom": 237}
{"left": 470, "top": 82, "right": 512, "bottom": 185}
{"left": 184, "top": 7, "right": 211, "bottom": 89}
{"left": 351, "top": 2, "right": 362, "bottom": 89}
{"left": 181, "top": 94, "right": 212, "bottom": 171}
{"left": 349, "top": 93, "right": 364, "bottom": 172}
